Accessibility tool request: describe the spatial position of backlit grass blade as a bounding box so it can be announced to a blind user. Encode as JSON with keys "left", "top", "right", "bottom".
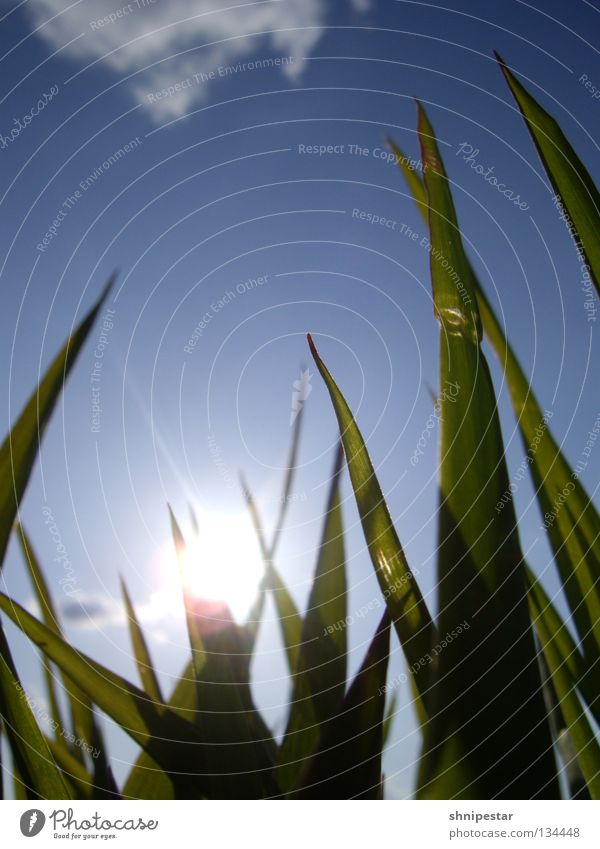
{"left": 241, "top": 403, "right": 304, "bottom": 658}
{"left": 529, "top": 586, "right": 600, "bottom": 798}
{"left": 307, "top": 334, "right": 434, "bottom": 704}
{"left": 0, "top": 274, "right": 115, "bottom": 567}
{"left": 415, "top": 102, "right": 558, "bottom": 799}
{"left": 168, "top": 507, "right": 206, "bottom": 683}
{"left": 240, "top": 476, "right": 302, "bottom": 672}
{"left": 16, "top": 524, "right": 103, "bottom": 759}
{"left": 270, "top": 399, "right": 305, "bottom": 556}
{"left": 277, "top": 444, "right": 347, "bottom": 793}
{"left": 382, "top": 689, "right": 399, "bottom": 749}
{"left": 496, "top": 52, "right": 600, "bottom": 299}
{"left": 0, "top": 592, "right": 212, "bottom": 796}
{"left": 15, "top": 528, "right": 64, "bottom": 741}
{"left": 168, "top": 508, "right": 278, "bottom": 798}
{"left": 476, "top": 285, "right": 600, "bottom": 672}
{"left": 536, "top": 626, "right": 590, "bottom": 799}
{"left": 294, "top": 610, "right": 391, "bottom": 799}
{"left": 389, "top": 134, "right": 600, "bottom": 692}
{"left": 120, "top": 576, "right": 163, "bottom": 703}
{"left": 526, "top": 567, "right": 599, "bottom": 726}
{"left": 0, "top": 628, "right": 71, "bottom": 799}
{"left": 386, "top": 137, "right": 428, "bottom": 212}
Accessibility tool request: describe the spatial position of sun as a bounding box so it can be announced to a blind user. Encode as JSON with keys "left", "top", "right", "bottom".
{"left": 156, "top": 509, "right": 265, "bottom": 623}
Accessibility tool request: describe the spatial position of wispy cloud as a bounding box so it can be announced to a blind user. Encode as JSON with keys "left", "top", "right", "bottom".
{"left": 18, "top": 0, "right": 371, "bottom": 121}
{"left": 60, "top": 593, "right": 126, "bottom": 629}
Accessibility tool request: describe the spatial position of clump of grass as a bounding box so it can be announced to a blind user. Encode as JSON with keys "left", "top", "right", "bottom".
{"left": 0, "top": 54, "right": 598, "bottom": 800}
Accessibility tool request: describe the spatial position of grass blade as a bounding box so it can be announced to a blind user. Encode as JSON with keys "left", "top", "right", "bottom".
{"left": 168, "top": 506, "right": 209, "bottom": 682}
{"left": 0, "top": 628, "right": 71, "bottom": 799}
{"left": 240, "top": 478, "right": 302, "bottom": 672}
{"left": 389, "top": 133, "right": 600, "bottom": 702}
{"left": 382, "top": 689, "right": 399, "bottom": 749}
{"left": 168, "top": 508, "right": 278, "bottom": 798}
{"left": 123, "top": 660, "right": 196, "bottom": 799}
{"left": 307, "top": 334, "right": 434, "bottom": 704}
{"left": 529, "top": 586, "right": 600, "bottom": 798}
{"left": 0, "top": 591, "right": 212, "bottom": 796}
{"left": 241, "top": 402, "right": 305, "bottom": 659}
{"left": 294, "top": 610, "right": 391, "bottom": 799}
{"left": 45, "top": 737, "right": 94, "bottom": 799}
{"left": 0, "top": 275, "right": 115, "bottom": 567}
{"left": 120, "top": 576, "right": 163, "bottom": 703}
{"left": 16, "top": 524, "right": 111, "bottom": 791}
{"left": 415, "top": 102, "right": 558, "bottom": 799}
{"left": 477, "top": 283, "right": 600, "bottom": 669}
{"left": 277, "top": 444, "right": 347, "bottom": 792}
{"left": 269, "top": 401, "right": 305, "bottom": 557}
{"left": 496, "top": 52, "right": 600, "bottom": 299}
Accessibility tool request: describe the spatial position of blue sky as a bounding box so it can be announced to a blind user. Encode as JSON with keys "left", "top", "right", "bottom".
{"left": 0, "top": 0, "right": 599, "bottom": 798}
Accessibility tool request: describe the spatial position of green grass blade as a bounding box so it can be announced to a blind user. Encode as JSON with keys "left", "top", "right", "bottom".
{"left": 277, "top": 444, "right": 347, "bottom": 792}
{"left": 477, "top": 284, "right": 600, "bottom": 669}
{"left": 13, "top": 763, "right": 27, "bottom": 799}
{"left": 45, "top": 737, "right": 93, "bottom": 799}
{"left": 120, "top": 576, "right": 163, "bottom": 704}
{"left": 526, "top": 566, "right": 598, "bottom": 725}
{"left": 386, "top": 137, "right": 428, "bottom": 212}
{"left": 0, "top": 592, "right": 212, "bottom": 796}
{"left": 496, "top": 52, "right": 600, "bottom": 299}
{"left": 14, "top": 528, "right": 65, "bottom": 738}
{"left": 389, "top": 133, "right": 600, "bottom": 699}
{"left": 16, "top": 524, "right": 107, "bottom": 768}
{"left": 382, "top": 689, "right": 399, "bottom": 749}
{"left": 415, "top": 102, "right": 558, "bottom": 799}
{"left": 294, "top": 610, "right": 391, "bottom": 799}
{"left": 0, "top": 628, "right": 71, "bottom": 799}
{"left": 530, "top": 587, "right": 600, "bottom": 798}
{"left": 307, "top": 334, "right": 434, "bottom": 704}
{"left": 0, "top": 275, "right": 115, "bottom": 568}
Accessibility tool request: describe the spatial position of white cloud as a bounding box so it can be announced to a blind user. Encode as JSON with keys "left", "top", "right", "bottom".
{"left": 19, "top": 0, "right": 369, "bottom": 122}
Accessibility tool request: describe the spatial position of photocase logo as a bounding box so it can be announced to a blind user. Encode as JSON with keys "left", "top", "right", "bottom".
{"left": 290, "top": 368, "right": 312, "bottom": 425}
{"left": 20, "top": 810, "right": 46, "bottom": 837}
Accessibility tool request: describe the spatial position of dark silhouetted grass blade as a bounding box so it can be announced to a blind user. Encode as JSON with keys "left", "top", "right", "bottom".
{"left": 294, "top": 610, "right": 391, "bottom": 799}
{"left": 168, "top": 508, "right": 278, "bottom": 798}
{"left": 277, "top": 443, "right": 347, "bottom": 793}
